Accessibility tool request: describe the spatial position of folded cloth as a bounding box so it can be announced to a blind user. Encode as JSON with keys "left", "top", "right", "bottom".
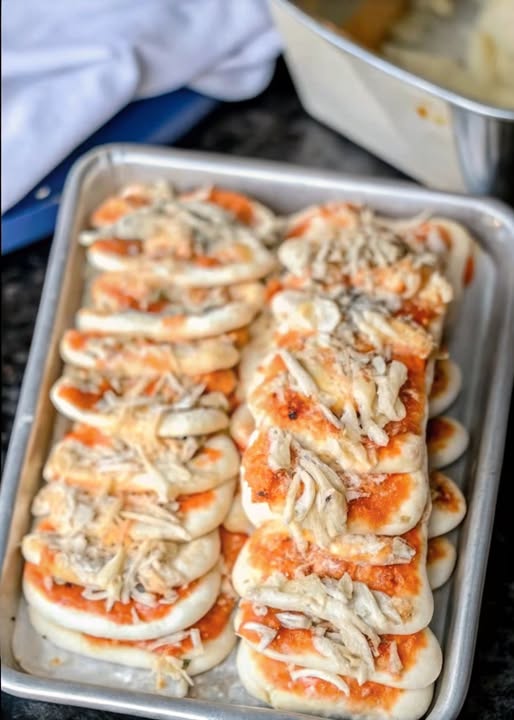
{"left": 1, "top": 0, "right": 281, "bottom": 213}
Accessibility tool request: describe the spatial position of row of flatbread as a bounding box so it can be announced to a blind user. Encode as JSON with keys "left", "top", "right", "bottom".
{"left": 231, "top": 200, "right": 473, "bottom": 719}
{"left": 19, "top": 182, "right": 280, "bottom": 695}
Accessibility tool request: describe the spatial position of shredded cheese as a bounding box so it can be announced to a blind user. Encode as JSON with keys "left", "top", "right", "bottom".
{"left": 289, "top": 667, "right": 350, "bottom": 695}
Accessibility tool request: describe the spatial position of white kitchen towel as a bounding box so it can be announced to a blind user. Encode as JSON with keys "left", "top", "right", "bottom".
{"left": 1, "top": 0, "right": 282, "bottom": 213}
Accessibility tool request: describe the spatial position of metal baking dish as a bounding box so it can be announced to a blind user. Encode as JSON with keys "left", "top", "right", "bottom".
{"left": 1, "top": 144, "right": 514, "bottom": 720}
{"left": 269, "top": 0, "right": 514, "bottom": 201}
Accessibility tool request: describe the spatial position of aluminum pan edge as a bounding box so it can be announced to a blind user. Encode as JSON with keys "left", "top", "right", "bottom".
{"left": 2, "top": 144, "right": 514, "bottom": 720}
{"left": 272, "top": 0, "right": 514, "bottom": 121}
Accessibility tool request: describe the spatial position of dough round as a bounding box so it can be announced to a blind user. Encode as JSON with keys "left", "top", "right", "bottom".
{"left": 429, "top": 359, "right": 462, "bottom": 418}
{"left": 28, "top": 596, "right": 235, "bottom": 676}
{"left": 427, "top": 416, "right": 469, "bottom": 470}
{"left": 44, "top": 430, "right": 240, "bottom": 499}
{"left": 23, "top": 564, "right": 221, "bottom": 641}
{"left": 237, "top": 641, "right": 434, "bottom": 720}
{"left": 235, "top": 603, "right": 442, "bottom": 690}
{"left": 428, "top": 471, "right": 466, "bottom": 538}
{"left": 427, "top": 537, "right": 456, "bottom": 590}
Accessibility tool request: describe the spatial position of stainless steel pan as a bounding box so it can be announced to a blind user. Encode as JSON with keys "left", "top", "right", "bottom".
{"left": 270, "top": 0, "right": 514, "bottom": 201}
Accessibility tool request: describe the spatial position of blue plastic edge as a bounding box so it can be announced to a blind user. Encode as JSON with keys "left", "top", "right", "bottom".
{"left": 2, "top": 88, "right": 218, "bottom": 254}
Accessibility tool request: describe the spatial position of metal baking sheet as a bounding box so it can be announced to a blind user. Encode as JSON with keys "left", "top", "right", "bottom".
{"left": 1, "top": 144, "right": 514, "bottom": 720}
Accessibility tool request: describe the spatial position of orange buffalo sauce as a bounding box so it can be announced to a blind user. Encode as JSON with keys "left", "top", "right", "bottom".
{"left": 463, "top": 254, "right": 474, "bottom": 286}
{"left": 140, "top": 298, "right": 170, "bottom": 313}
{"left": 177, "top": 488, "right": 215, "bottom": 513}
{"left": 242, "top": 432, "right": 291, "bottom": 506}
{"left": 286, "top": 217, "right": 312, "bottom": 239}
{"left": 92, "top": 238, "right": 143, "bottom": 257}
{"left": 426, "top": 417, "right": 455, "bottom": 451}
{"left": 226, "top": 326, "right": 250, "bottom": 348}
{"left": 93, "top": 280, "right": 169, "bottom": 313}
{"left": 64, "top": 329, "right": 90, "bottom": 350}
{"left": 245, "top": 525, "right": 423, "bottom": 597}
{"left": 193, "top": 446, "right": 223, "bottom": 469}
{"left": 286, "top": 203, "right": 357, "bottom": 239}
{"left": 25, "top": 563, "right": 198, "bottom": 624}
{"left": 161, "top": 315, "right": 186, "bottom": 331}
{"left": 84, "top": 592, "right": 235, "bottom": 653}
{"left": 430, "top": 360, "right": 449, "bottom": 399}
{"left": 194, "top": 255, "right": 222, "bottom": 268}
{"left": 348, "top": 472, "right": 414, "bottom": 529}
{"left": 198, "top": 369, "right": 237, "bottom": 396}
{"left": 140, "top": 350, "right": 176, "bottom": 373}
{"left": 427, "top": 537, "right": 447, "bottom": 564}
{"left": 238, "top": 602, "right": 317, "bottom": 655}
{"left": 414, "top": 222, "right": 452, "bottom": 250}
{"left": 253, "top": 650, "right": 401, "bottom": 709}
{"left": 376, "top": 632, "right": 428, "bottom": 673}
{"left": 243, "top": 431, "right": 416, "bottom": 530}
{"left": 264, "top": 277, "right": 283, "bottom": 302}
{"left": 205, "top": 188, "right": 255, "bottom": 226}
{"left": 275, "top": 330, "right": 315, "bottom": 349}
{"left": 58, "top": 385, "right": 103, "bottom": 411}
{"left": 385, "top": 355, "right": 426, "bottom": 438}
{"left": 90, "top": 197, "right": 148, "bottom": 228}
{"left": 399, "top": 299, "right": 441, "bottom": 328}
{"left": 430, "top": 471, "right": 461, "bottom": 514}
{"left": 37, "top": 519, "right": 56, "bottom": 533}
{"left": 67, "top": 424, "right": 111, "bottom": 447}
{"left": 191, "top": 592, "right": 234, "bottom": 643}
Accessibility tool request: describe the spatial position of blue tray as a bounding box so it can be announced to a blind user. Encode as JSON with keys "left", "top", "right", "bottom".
{"left": 2, "top": 89, "right": 218, "bottom": 254}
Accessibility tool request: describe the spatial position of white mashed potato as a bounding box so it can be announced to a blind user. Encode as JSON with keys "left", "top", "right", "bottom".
{"left": 383, "top": 0, "right": 514, "bottom": 108}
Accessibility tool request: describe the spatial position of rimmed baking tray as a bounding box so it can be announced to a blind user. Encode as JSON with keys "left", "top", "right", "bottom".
{"left": 1, "top": 144, "right": 514, "bottom": 720}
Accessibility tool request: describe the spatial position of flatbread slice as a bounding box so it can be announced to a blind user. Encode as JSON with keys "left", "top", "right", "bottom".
{"left": 428, "top": 471, "right": 466, "bottom": 538}
{"left": 241, "top": 429, "right": 428, "bottom": 538}
{"left": 88, "top": 181, "right": 174, "bottom": 227}
{"left": 24, "top": 529, "right": 248, "bottom": 680}
{"left": 28, "top": 602, "right": 235, "bottom": 684}
{"left": 429, "top": 358, "right": 462, "bottom": 418}
{"left": 426, "top": 537, "right": 456, "bottom": 590}
{"left": 247, "top": 343, "right": 430, "bottom": 474}
{"left": 279, "top": 203, "right": 453, "bottom": 339}
{"left": 77, "top": 279, "right": 263, "bottom": 341}
{"left": 61, "top": 331, "right": 240, "bottom": 376}
{"left": 401, "top": 217, "right": 475, "bottom": 304}
{"left": 86, "top": 185, "right": 276, "bottom": 239}
{"left": 87, "top": 227, "right": 275, "bottom": 287}
{"left": 237, "top": 641, "right": 434, "bottom": 720}
{"left": 22, "top": 526, "right": 221, "bottom": 593}
{"left": 269, "top": 290, "right": 436, "bottom": 360}
{"left": 236, "top": 601, "right": 442, "bottom": 689}
{"left": 23, "top": 562, "right": 221, "bottom": 641}
{"left": 427, "top": 416, "right": 469, "bottom": 470}
{"left": 44, "top": 426, "right": 240, "bottom": 500}
{"left": 232, "top": 519, "right": 433, "bottom": 635}
{"left": 28, "top": 477, "right": 236, "bottom": 543}
{"left": 282, "top": 205, "right": 473, "bottom": 301}
{"left": 50, "top": 371, "right": 232, "bottom": 438}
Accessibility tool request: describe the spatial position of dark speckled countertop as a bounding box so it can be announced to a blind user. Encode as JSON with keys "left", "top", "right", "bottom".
{"left": 2, "top": 61, "right": 513, "bottom": 720}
